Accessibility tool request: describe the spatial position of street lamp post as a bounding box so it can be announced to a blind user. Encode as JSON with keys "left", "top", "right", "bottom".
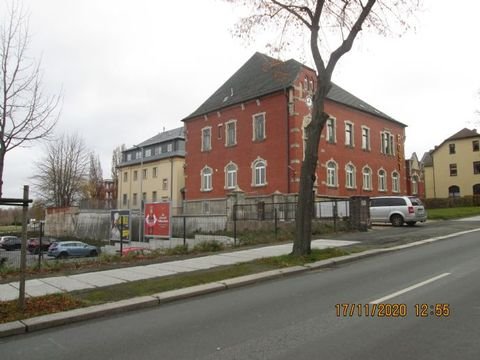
{"left": 133, "top": 144, "right": 144, "bottom": 242}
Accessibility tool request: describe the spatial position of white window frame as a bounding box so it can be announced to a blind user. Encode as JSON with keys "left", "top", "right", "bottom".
{"left": 361, "top": 126, "right": 370, "bottom": 150}
{"left": 201, "top": 126, "right": 212, "bottom": 152}
{"left": 252, "top": 113, "right": 266, "bottom": 141}
{"left": 362, "top": 166, "right": 372, "bottom": 191}
{"left": 201, "top": 166, "right": 213, "bottom": 192}
{"left": 225, "top": 162, "right": 238, "bottom": 189}
{"left": 378, "top": 169, "right": 387, "bottom": 192}
{"left": 381, "top": 131, "right": 395, "bottom": 155}
{"left": 252, "top": 158, "right": 267, "bottom": 186}
{"left": 145, "top": 148, "right": 152, "bottom": 157}
{"left": 345, "top": 121, "right": 354, "bottom": 147}
{"left": 326, "top": 117, "right": 336, "bottom": 143}
{"left": 345, "top": 163, "right": 356, "bottom": 189}
{"left": 326, "top": 160, "right": 337, "bottom": 187}
{"left": 392, "top": 171, "right": 400, "bottom": 193}
{"left": 225, "top": 120, "right": 237, "bottom": 147}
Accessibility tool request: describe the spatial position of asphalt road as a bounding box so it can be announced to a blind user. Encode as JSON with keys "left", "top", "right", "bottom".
{"left": 1, "top": 227, "right": 479, "bottom": 359}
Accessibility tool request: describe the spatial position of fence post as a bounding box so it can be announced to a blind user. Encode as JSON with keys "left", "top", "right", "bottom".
{"left": 183, "top": 216, "right": 186, "bottom": 247}
{"left": 233, "top": 204, "right": 237, "bottom": 247}
{"left": 274, "top": 208, "right": 278, "bottom": 241}
{"left": 18, "top": 185, "right": 29, "bottom": 312}
{"left": 333, "top": 200, "right": 338, "bottom": 232}
{"left": 37, "top": 221, "right": 44, "bottom": 269}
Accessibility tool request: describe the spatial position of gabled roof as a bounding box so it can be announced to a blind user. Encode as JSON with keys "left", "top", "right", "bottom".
{"left": 124, "top": 126, "right": 184, "bottom": 153}
{"left": 430, "top": 128, "right": 479, "bottom": 156}
{"left": 183, "top": 52, "right": 402, "bottom": 125}
{"left": 421, "top": 151, "right": 433, "bottom": 167}
{"left": 445, "top": 128, "right": 479, "bottom": 141}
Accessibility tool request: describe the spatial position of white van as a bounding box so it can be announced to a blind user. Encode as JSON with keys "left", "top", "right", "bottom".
{"left": 370, "top": 196, "right": 427, "bottom": 226}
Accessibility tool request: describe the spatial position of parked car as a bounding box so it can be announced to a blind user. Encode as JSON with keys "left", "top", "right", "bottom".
{"left": 370, "top": 196, "right": 427, "bottom": 227}
{"left": 27, "top": 238, "right": 54, "bottom": 254}
{"left": 0, "top": 236, "right": 21, "bottom": 251}
{"left": 47, "top": 241, "right": 99, "bottom": 259}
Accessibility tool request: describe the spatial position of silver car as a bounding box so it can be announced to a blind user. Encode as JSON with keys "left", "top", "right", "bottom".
{"left": 370, "top": 196, "right": 427, "bottom": 227}
{"left": 47, "top": 241, "right": 99, "bottom": 259}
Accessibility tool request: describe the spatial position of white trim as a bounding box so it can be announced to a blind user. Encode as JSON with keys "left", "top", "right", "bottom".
{"left": 201, "top": 126, "right": 212, "bottom": 152}
{"left": 225, "top": 119, "right": 237, "bottom": 147}
{"left": 344, "top": 120, "right": 354, "bottom": 147}
{"left": 200, "top": 165, "right": 213, "bottom": 192}
{"left": 251, "top": 157, "right": 267, "bottom": 187}
{"left": 224, "top": 161, "right": 238, "bottom": 190}
{"left": 252, "top": 112, "right": 266, "bottom": 141}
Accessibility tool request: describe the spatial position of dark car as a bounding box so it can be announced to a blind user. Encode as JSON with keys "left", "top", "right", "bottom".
{"left": 47, "top": 241, "right": 99, "bottom": 259}
{"left": 27, "top": 238, "right": 54, "bottom": 254}
{"left": 0, "top": 236, "right": 21, "bottom": 251}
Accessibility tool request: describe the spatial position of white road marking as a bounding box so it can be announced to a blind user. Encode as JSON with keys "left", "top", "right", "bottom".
{"left": 370, "top": 272, "right": 451, "bottom": 304}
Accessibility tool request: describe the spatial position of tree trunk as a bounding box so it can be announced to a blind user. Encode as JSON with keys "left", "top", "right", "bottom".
{"left": 293, "top": 81, "right": 330, "bottom": 255}
{"left": 0, "top": 149, "right": 5, "bottom": 198}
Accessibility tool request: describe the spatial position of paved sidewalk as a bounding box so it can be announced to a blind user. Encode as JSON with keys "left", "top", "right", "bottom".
{"left": 0, "top": 239, "right": 357, "bottom": 302}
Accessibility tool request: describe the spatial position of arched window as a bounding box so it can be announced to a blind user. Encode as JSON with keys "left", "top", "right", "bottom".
{"left": 201, "top": 166, "right": 213, "bottom": 191}
{"left": 448, "top": 185, "right": 460, "bottom": 198}
{"left": 252, "top": 159, "right": 266, "bottom": 186}
{"left": 412, "top": 175, "right": 419, "bottom": 195}
{"left": 345, "top": 163, "right": 356, "bottom": 189}
{"left": 473, "top": 184, "right": 480, "bottom": 195}
{"left": 326, "top": 161, "right": 337, "bottom": 187}
{"left": 362, "top": 166, "right": 372, "bottom": 191}
{"left": 378, "top": 169, "right": 387, "bottom": 192}
{"left": 392, "top": 171, "right": 400, "bottom": 193}
{"left": 225, "top": 162, "right": 238, "bottom": 189}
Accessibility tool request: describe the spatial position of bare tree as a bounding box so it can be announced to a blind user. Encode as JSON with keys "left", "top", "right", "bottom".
{"left": 86, "top": 153, "right": 104, "bottom": 200}
{"left": 0, "top": 2, "right": 60, "bottom": 197}
{"left": 32, "top": 133, "right": 90, "bottom": 207}
{"left": 224, "top": 0, "right": 420, "bottom": 255}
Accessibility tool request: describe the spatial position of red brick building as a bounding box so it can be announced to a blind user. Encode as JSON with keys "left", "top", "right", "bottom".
{"left": 182, "top": 53, "right": 406, "bottom": 201}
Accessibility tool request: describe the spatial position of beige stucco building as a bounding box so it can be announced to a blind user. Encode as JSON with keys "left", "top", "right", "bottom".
{"left": 423, "top": 128, "right": 480, "bottom": 198}
{"left": 117, "top": 127, "right": 185, "bottom": 213}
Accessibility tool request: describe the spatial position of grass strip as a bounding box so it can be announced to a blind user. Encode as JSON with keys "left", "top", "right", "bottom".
{"left": 1, "top": 247, "right": 354, "bottom": 323}
{"left": 427, "top": 207, "right": 480, "bottom": 220}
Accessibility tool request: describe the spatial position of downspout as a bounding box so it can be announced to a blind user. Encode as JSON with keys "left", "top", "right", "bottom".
{"left": 285, "top": 87, "right": 291, "bottom": 195}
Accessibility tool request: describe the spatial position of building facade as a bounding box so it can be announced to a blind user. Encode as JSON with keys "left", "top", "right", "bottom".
{"left": 182, "top": 53, "right": 407, "bottom": 203}
{"left": 117, "top": 127, "right": 185, "bottom": 213}
{"left": 405, "top": 153, "right": 425, "bottom": 198}
{"left": 423, "top": 128, "right": 480, "bottom": 198}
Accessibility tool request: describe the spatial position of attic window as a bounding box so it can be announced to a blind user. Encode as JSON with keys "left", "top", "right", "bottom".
{"left": 223, "top": 96, "right": 229, "bottom": 103}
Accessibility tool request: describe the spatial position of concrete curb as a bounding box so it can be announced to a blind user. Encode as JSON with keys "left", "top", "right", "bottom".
{"left": 2, "top": 227, "right": 479, "bottom": 338}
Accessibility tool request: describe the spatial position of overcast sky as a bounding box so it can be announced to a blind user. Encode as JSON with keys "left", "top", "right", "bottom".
{"left": 2, "top": 0, "right": 480, "bottom": 198}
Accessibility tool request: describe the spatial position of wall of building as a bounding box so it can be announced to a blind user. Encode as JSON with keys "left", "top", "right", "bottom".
{"left": 117, "top": 156, "right": 185, "bottom": 210}
{"left": 429, "top": 138, "right": 480, "bottom": 197}
{"left": 184, "top": 91, "right": 290, "bottom": 200}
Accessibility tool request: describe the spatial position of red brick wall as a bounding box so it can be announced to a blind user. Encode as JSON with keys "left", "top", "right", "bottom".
{"left": 184, "top": 92, "right": 290, "bottom": 200}
{"left": 316, "top": 101, "right": 407, "bottom": 197}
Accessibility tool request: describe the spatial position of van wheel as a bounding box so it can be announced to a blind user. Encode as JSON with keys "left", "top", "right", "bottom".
{"left": 406, "top": 221, "right": 416, "bottom": 226}
{"left": 391, "top": 214, "right": 404, "bottom": 227}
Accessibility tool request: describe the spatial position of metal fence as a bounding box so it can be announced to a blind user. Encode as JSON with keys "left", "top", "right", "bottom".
{"left": 233, "top": 199, "right": 350, "bottom": 221}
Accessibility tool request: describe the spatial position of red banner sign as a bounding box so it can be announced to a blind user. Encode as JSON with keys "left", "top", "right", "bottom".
{"left": 144, "top": 202, "right": 171, "bottom": 238}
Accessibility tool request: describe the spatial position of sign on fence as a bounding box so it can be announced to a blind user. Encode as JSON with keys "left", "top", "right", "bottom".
{"left": 144, "top": 202, "right": 171, "bottom": 239}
